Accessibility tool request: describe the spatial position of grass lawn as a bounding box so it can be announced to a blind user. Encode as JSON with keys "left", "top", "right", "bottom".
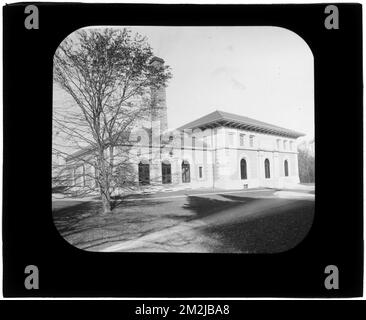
{"left": 52, "top": 188, "right": 315, "bottom": 253}
{"left": 52, "top": 198, "right": 181, "bottom": 251}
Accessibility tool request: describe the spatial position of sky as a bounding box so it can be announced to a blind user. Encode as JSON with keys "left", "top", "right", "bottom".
{"left": 119, "top": 26, "right": 314, "bottom": 139}
{"left": 60, "top": 26, "right": 314, "bottom": 140}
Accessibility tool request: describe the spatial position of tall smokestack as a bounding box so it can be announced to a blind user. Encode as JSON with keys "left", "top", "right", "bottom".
{"left": 150, "top": 57, "right": 168, "bottom": 134}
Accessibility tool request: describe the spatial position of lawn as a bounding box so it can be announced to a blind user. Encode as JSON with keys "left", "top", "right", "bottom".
{"left": 52, "top": 188, "right": 315, "bottom": 253}
{"left": 52, "top": 198, "right": 180, "bottom": 251}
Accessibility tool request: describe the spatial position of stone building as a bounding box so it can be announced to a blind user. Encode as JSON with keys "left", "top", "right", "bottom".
{"left": 64, "top": 57, "right": 305, "bottom": 193}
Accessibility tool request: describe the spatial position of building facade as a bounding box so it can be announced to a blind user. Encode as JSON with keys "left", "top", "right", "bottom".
{"left": 64, "top": 58, "right": 305, "bottom": 193}
{"left": 126, "top": 110, "right": 304, "bottom": 191}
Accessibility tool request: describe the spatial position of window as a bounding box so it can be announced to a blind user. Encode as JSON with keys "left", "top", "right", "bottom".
{"left": 74, "top": 166, "right": 83, "bottom": 186}
{"left": 240, "top": 134, "right": 245, "bottom": 147}
{"left": 138, "top": 161, "right": 150, "bottom": 185}
{"left": 181, "top": 134, "right": 184, "bottom": 149}
{"left": 283, "top": 140, "right": 287, "bottom": 150}
{"left": 198, "top": 166, "right": 203, "bottom": 179}
{"left": 264, "top": 159, "right": 270, "bottom": 179}
{"left": 82, "top": 165, "right": 86, "bottom": 186}
{"left": 284, "top": 160, "right": 289, "bottom": 177}
{"left": 203, "top": 136, "right": 207, "bottom": 150}
{"left": 83, "top": 164, "right": 88, "bottom": 187}
{"left": 277, "top": 139, "right": 280, "bottom": 150}
{"left": 162, "top": 161, "right": 172, "bottom": 184}
{"left": 290, "top": 141, "right": 293, "bottom": 150}
{"left": 249, "top": 135, "right": 254, "bottom": 147}
{"left": 84, "top": 164, "right": 90, "bottom": 186}
{"left": 192, "top": 136, "right": 196, "bottom": 150}
{"left": 227, "top": 132, "right": 234, "bottom": 146}
{"left": 182, "top": 160, "right": 191, "bottom": 183}
{"left": 240, "top": 158, "right": 247, "bottom": 180}
{"left": 83, "top": 164, "right": 92, "bottom": 187}
{"left": 73, "top": 167, "right": 77, "bottom": 186}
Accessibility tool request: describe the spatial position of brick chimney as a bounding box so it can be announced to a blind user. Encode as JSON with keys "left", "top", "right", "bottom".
{"left": 150, "top": 57, "right": 168, "bottom": 134}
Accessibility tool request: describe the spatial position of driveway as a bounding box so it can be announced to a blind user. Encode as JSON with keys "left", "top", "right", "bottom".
{"left": 52, "top": 187, "right": 315, "bottom": 253}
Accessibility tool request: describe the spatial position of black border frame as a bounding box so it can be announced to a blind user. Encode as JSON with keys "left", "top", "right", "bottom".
{"left": 3, "top": 2, "right": 363, "bottom": 297}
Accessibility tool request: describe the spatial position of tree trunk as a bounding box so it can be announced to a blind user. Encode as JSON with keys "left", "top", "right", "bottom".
{"left": 101, "top": 191, "right": 112, "bottom": 213}
{"left": 98, "top": 149, "right": 112, "bottom": 214}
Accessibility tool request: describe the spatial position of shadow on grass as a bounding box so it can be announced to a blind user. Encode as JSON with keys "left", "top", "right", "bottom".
{"left": 52, "top": 201, "right": 103, "bottom": 234}
{"left": 202, "top": 199, "right": 315, "bottom": 253}
{"left": 52, "top": 191, "right": 314, "bottom": 253}
{"left": 182, "top": 194, "right": 257, "bottom": 220}
{"left": 52, "top": 199, "right": 165, "bottom": 250}
{"left": 179, "top": 194, "right": 314, "bottom": 253}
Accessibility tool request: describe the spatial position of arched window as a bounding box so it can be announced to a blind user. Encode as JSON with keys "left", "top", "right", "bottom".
{"left": 182, "top": 160, "right": 191, "bottom": 183}
{"left": 284, "top": 160, "right": 289, "bottom": 177}
{"left": 138, "top": 160, "right": 150, "bottom": 185}
{"left": 162, "top": 160, "right": 172, "bottom": 184}
{"left": 240, "top": 158, "right": 247, "bottom": 180}
{"left": 264, "top": 159, "right": 270, "bottom": 179}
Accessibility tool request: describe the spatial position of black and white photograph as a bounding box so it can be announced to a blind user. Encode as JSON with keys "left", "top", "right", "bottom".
{"left": 52, "top": 26, "right": 315, "bottom": 253}
{"left": 3, "top": 2, "right": 363, "bottom": 300}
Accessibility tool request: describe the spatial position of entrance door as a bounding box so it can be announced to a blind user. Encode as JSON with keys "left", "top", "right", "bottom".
{"left": 182, "top": 160, "right": 191, "bottom": 183}
{"left": 138, "top": 162, "right": 150, "bottom": 185}
{"left": 162, "top": 162, "right": 172, "bottom": 184}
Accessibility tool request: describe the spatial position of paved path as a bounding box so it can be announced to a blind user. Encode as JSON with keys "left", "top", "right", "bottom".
{"left": 53, "top": 185, "right": 314, "bottom": 202}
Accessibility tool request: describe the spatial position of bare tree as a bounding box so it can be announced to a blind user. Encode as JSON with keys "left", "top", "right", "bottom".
{"left": 53, "top": 28, "right": 171, "bottom": 213}
{"left": 298, "top": 148, "right": 315, "bottom": 183}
